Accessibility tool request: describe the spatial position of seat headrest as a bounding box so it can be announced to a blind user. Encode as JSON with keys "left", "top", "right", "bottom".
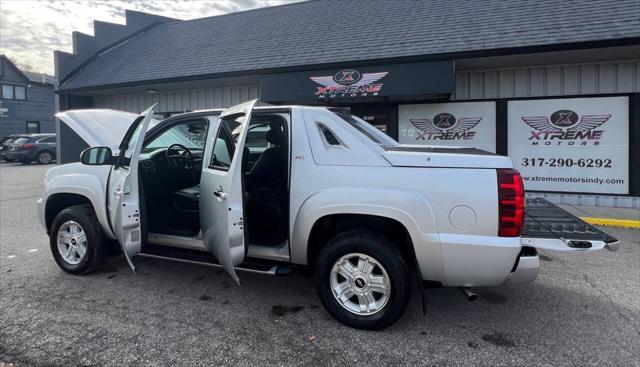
{"left": 265, "top": 123, "right": 284, "bottom": 145}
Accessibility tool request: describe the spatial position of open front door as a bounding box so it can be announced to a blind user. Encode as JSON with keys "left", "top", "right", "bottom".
{"left": 108, "top": 104, "right": 157, "bottom": 271}
{"left": 200, "top": 100, "right": 258, "bottom": 284}
{"left": 522, "top": 198, "right": 620, "bottom": 252}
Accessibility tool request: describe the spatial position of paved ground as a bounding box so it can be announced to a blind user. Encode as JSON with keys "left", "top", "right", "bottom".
{"left": 1, "top": 163, "right": 639, "bottom": 367}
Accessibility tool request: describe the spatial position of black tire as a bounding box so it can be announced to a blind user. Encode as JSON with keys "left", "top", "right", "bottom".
{"left": 36, "top": 150, "right": 54, "bottom": 164}
{"left": 49, "top": 204, "right": 106, "bottom": 274}
{"left": 4, "top": 158, "right": 15, "bottom": 162}
{"left": 314, "top": 229, "right": 411, "bottom": 330}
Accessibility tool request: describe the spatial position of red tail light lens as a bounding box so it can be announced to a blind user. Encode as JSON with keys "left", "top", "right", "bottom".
{"left": 21, "top": 143, "right": 34, "bottom": 150}
{"left": 497, "top": 169, "right": 525, "bottom": 237}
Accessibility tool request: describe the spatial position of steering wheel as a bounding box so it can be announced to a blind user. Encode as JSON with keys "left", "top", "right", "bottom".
{"left": 165, "top": 143, "right": 193, "bottom": 171}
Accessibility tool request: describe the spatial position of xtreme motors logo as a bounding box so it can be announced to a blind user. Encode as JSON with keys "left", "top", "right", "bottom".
{"left": 409, "top": 113, "right": 482, "bottom": 140}
{"left": 522, "top": 110, "right": 611, "bottom": 146}
{"left": 310, "top": 69, "right": 388, "bottom": 99}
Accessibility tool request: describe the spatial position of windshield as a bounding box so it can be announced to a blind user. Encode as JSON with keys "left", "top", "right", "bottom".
{"left": 13, "top": 138, "right": 30, "bottom": 144}
{"left": 334, "top": 113, "right": 398, "bottom": 146}
{"left": 145, "top": 120, "right": 207, "bottom": 151}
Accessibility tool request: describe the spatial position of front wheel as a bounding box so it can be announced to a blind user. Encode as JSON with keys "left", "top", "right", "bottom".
{"left": 50, "top": 205, "right": 106, "bottom": 274}
{"left": 314, "top": 230, "right": 411, "bottom": 330}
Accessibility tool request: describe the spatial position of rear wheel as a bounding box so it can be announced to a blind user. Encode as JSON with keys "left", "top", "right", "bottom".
{"left": 37, "top": 150, "right": 54, "bottom": 164}
{"left": 50, "top": 205, "right": 106, "bottom": 274}
{"left": 314, "top": 230, "right": 411, "bottom": 330}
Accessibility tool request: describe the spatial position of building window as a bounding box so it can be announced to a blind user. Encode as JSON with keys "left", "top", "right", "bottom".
{"left": 2, "top": 85, "right": 13, "bottom": 99}
{"left": 14, "top": 86, "right": 25, "bottom": 100}
{"left": 1, "top": 84, "right": 26, "bottom": 100}
{"left": 26, "top": 121, "right": 40, "bottom": 133}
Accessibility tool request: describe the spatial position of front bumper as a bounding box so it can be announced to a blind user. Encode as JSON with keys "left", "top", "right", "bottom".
{"left": 36, "top": 197, "right": 46, "bottom": 232}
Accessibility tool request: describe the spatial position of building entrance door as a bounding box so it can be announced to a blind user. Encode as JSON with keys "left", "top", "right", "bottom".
{"left": 349, "top": 104, "right": 392, "bottom": 135}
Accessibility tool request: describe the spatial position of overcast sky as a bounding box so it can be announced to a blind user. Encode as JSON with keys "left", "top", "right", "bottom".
{"left": 0, "top": 0, "right": 298, "bottom": 75}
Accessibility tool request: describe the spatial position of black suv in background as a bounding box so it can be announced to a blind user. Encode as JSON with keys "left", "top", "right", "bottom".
{"left": 4, "top": 134, "right": 57, "bottom": 164}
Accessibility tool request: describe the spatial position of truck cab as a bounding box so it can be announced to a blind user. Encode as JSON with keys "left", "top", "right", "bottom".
{"left": 39, "top": 100, "right": 618, "bottom": 330}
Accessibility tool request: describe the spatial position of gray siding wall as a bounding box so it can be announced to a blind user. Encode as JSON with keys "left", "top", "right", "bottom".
{"left": 93, "top": 85, "right": 260, "bottom": 114}
{"left": 0, "top": 84, "right": 55, "bottom": 136}
{"left": 454, "top": 60, "right": 640, "bottom": 100}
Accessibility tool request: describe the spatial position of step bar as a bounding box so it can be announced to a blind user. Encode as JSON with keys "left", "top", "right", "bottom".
{"left": 138, "top": 245, "right": 292, "bottom": 276}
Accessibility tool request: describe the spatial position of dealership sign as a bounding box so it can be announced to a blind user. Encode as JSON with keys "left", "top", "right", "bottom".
{"left": 310, "top": 70, "right": 389, "bottom": 99}
{"left": 508, "top": 96, "right": 629, "bottom": 194}
{"left": 398, "top": 101, "right": 496, "bottom": 152}
{"left": 260, "top": 60, "right": 454, "bottom": 103}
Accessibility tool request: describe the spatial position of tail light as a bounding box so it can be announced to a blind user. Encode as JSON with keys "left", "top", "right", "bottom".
{"left": 497, "top": 169, "right": 525, "bottom": 237}
{"left": 21, "top": 143, "right": 34, "bottom": 150}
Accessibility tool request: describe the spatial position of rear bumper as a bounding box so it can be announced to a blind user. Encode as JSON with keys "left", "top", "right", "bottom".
{"left": 503, "top": 247, "right": 540, "bottom": 285}
{"left": 5, "top": 151, "right": 34, "bottom": 161}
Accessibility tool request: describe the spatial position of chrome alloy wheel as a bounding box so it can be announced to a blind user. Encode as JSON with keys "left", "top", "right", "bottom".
{"left": 38, "top": 151, "right": 53, "bottom": 164}
{"left": 57, "top": 221, "right": 88, "bottom": 265}
{"left": 330, "top": 253, "right": 391, "bottom": 316}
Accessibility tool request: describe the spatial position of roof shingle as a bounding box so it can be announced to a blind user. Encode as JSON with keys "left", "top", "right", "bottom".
{"left": 59, "top": 0, "right": 640, "bottom": 91}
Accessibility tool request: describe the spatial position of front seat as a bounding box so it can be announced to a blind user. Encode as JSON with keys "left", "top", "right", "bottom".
{"left": 248, "top": 122, "right": 286, "bottom": 188}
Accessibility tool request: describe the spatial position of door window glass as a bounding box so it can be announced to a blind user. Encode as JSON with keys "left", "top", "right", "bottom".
{"left": 39, "top": 136, "right": 56, "bottom": 143}
{"left": 209, "top": 117, "right": 240, "bottom": 171}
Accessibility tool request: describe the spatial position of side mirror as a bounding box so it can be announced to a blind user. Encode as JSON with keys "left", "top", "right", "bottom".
{"left": 80, "top": 146, "right": 113, "bottom": 165}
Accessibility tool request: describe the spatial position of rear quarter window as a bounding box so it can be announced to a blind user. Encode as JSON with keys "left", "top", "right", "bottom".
{"left": 13, "top": 138, "right": 30, "bottom": 144}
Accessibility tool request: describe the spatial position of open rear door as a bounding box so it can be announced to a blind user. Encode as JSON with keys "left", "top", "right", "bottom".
{"left": 108, "top": 104, "right": 157, "bottom": 271}
{"left": 522, "top": 198, "right": 620, "bottom": 252}
{"left": 200, "top": 100, "right": 258, "bottom": 284}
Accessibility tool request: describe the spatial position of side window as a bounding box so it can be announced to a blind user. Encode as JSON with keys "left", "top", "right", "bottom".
{"left": 39, "top": 136, "right": 56, "bottom": 143}
{"left": 14, "top": 86, "right": 26, "bottom": 100}
{"left": 209, "top": 118, "right": 237, "bottom": 171}
{"left": 2, "top": 85, "right": 13, "bottom": 99}
{"left": 319, "top": 123, "right": 341, "bottom": 146}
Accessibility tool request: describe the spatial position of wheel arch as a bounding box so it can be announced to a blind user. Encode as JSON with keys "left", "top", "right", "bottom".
{"left": 306, "top": 214, "right": 416, "bottom": 268}
{"left": 290, "top": 187, "right": 443, "bottom": 280}
{"left": 45, "top": 175, "right": 113, "bottom": 238}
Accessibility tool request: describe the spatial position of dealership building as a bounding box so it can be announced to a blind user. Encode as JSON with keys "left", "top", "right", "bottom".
{"left": 54, "top": 0, "right": 640, "bottom": 207}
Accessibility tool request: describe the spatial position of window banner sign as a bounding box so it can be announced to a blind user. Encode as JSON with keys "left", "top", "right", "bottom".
{"left": 508, "top": 96, "right": 629, "bottom": 194}
{"left": 260, "top": 61, "right": 454, "bottom": 103}
{"left": 398, "top": 101, "right": 496, "bottom": 152}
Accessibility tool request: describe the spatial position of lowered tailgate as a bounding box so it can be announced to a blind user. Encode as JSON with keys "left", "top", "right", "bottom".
{"left": 522, "top": 198, "right": 620, "bottom": 252}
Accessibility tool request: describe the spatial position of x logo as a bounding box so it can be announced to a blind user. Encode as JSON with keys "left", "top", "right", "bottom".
{"left": 337, "top": 71, "right": 356, "bottom": 82}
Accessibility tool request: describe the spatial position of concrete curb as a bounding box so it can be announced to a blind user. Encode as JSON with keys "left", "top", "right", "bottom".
{"left": 580, "top": 217, "right": 640, "bottom": 229}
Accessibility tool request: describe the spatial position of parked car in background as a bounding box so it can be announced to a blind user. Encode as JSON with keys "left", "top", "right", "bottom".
{"left": 0, "top": 134, "right": 29, "bottom": 162}
{"left": 5, "top": 133, "right": 57, "bottom": 164}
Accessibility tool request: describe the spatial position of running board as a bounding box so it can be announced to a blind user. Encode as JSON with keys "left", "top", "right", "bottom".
{"left": 138, "top": 245, "right": 292, "bottom": 276}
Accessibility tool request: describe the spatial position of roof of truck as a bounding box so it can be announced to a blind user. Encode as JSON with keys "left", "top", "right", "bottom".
{"left": 58, "top": 0, "right": 640, "bottom": 92}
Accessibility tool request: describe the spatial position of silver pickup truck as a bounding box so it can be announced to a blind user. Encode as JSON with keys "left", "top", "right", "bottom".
{"left": 38, "top": 100, "right": 618, "bottom": 329}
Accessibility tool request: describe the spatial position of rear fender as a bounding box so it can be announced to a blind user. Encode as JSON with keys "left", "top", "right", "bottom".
{"left": 45, "top": 173, "right": 114, "bottom": 239}
{"left": 291, "top": 187, "right": 444, "bottom": 281}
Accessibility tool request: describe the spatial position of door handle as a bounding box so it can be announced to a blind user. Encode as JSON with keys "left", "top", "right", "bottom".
{"left": 214, "top": 189, "right": 227, "bottom": 200}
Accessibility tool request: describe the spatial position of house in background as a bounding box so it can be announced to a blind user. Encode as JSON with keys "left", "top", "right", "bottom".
{"left": 0, "top": 55, "right": 55, "bottom": 137}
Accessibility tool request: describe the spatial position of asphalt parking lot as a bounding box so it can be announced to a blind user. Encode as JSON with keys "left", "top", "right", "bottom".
{"left": 0, "top": 163, "right": 639, "bottom": 367}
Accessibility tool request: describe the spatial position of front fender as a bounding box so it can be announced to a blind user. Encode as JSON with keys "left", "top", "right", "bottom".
{"left": 291, "top": 187, "right": 444, "bottom": 281}
{"left": 45, "top": 173, "right": 114, "bottom": 239}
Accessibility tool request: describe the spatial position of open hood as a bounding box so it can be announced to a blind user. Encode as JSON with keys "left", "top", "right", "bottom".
{"left": 55, "top": 109, "right": 160, "bottom": 150}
